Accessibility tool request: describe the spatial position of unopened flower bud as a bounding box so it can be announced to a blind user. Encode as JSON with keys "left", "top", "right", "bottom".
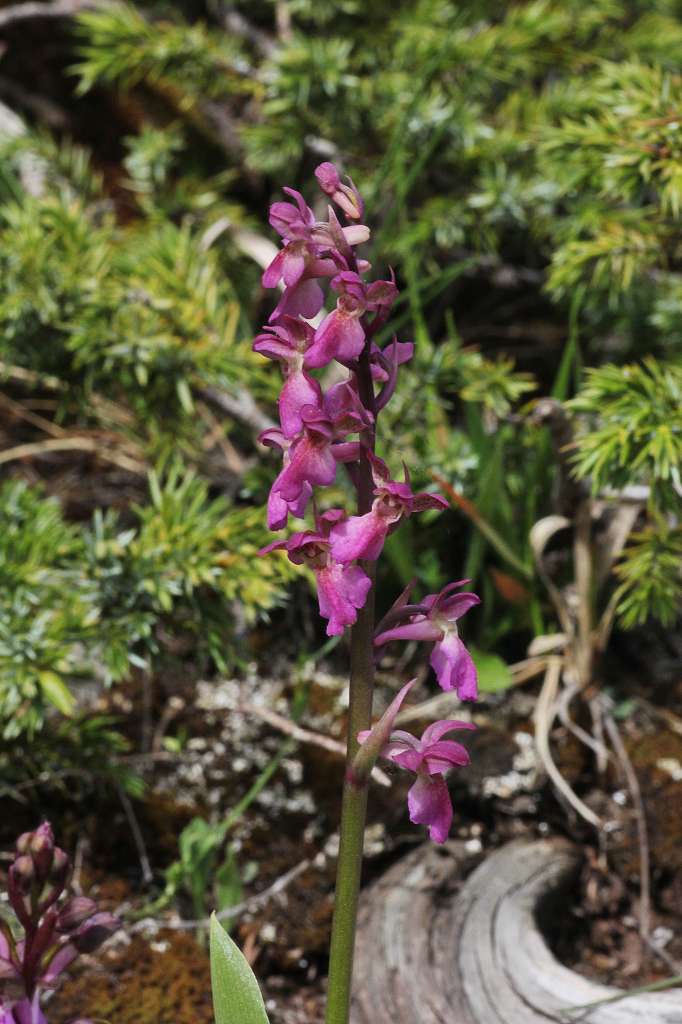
{"left": 57, "top": 897, "right": 97, "bottom": 934}
{"left": 37, "top": 848, "right": 69, "bottom": 913}
{"left": 15, "top": 832, "right": 33, "bottom": 855}
{"left": 30, "top": 829, "right": 55, "bottom": 881}
{"left": 315, "top": 161, "right": 341, "bottom": 194}
{"left": 9, "top": 855, "right": 34, "bottom": 892}
{"left": 72, "top": 912, "right": 119, "bottom": 953}
{"left": 8, "top": 856, "right": 35, "bottom": 926}
{"left": 48, "top": 847, "right": 69, "bottom": 889}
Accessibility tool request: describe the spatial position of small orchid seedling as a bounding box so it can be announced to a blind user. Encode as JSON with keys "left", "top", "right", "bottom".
{"left": 0, "top": 822, "right": 119, "bottom": 1024}
{"left": 213, "top": 164, "right": 481, "bottom": 1024}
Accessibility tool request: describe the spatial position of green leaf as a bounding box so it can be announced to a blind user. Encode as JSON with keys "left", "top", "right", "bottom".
{"left": 470, "top": 648, "right": 514, "bottom": 693}
{"left": 210, "top": 913, "right": 270, "bottom": 1024}
{"left": 215, "top": 847, "right": 244, "bottom": 920}
{"left": 38, "top": 671, "right": 75, "bottom": 715}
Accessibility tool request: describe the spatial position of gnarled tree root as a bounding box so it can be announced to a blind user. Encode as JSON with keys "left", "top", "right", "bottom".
{"left": 352, "top": 838, "right": 681, "bottom": 1023}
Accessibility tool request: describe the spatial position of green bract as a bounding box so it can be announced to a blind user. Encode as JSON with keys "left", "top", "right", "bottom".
{"left": 210, "top": 914, "right": 271, "bottom": 1024}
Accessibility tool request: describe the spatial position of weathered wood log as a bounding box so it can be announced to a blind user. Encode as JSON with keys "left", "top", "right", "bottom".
{"left": 352, "top": 838, "right": 682, "bottom": 1023}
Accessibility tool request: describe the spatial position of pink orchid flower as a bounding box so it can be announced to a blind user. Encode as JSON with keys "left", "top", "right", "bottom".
{"left": 262, "top": 387, "right": 366, "bottom": 527}
{"left": 261, "top": 511, "right": 371, "bottom": 635}
{"left": 374, "top": 581, "right": 480, "bottom": 700}
{"left": 260, "top": 428, "right": 314, "bottom": 529}
{"left": 306, "top": 271, "right": 398, "bottom": 369}
{"left": 263, "top": 186, "right": 369, "bottom": 323}
{"left": 330, "top": 454, "right": 448, "bottom": 563}
{"left": 253, "top": 317, "right": 322, "bottom": 437}
{"left": 358, "top": 718, "right": 476, "bottom": 843}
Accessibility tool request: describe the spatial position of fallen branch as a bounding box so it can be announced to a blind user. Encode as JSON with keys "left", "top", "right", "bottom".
{"left": 0, "top": 436, "right": 146, "bottom": 475}
{"left": 197, "top": 384, "right": 275, "bottom": 435}
{"left": 239, "top": 702, "right": 391, "bottom": 787}
{"left": 136, "top": 856, "right": 312, "bottom": 932}
{"left": 534, "top": 656, "right": 602, "bottom": 828}
{"left": 0, "top": 0, "right": 98, "bottom": 30}
{"left": 603, "top": 710, "right": 651, "bottom": 942}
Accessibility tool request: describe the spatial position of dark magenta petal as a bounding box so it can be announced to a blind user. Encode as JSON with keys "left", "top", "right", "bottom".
{"left": 420, "top": 719, "right": 476, "bottom": 746}
{"left": 407, "top": 775, "right": 453, "bottom": 844}
{"left": 275, "top": 438, "right": 337, "bottom": 501}
{"left": 306, "top": 309, "right": 365, "bottom": 369}
{"left": 317, "top": 562, "right": 371, "bottom": 635}
{"left": 329, "top": 509, "right": 389, "bottom": 563}
{"left": 270, "top": 278, "right": 324, "bottom": 321}
{"left": 422, "top": 740, "right": 471, "bottom": 772}
{"left": 430, "top": 635, "right": 478, "bottom": 700}
{"left": 437, "top": 592, "right": 481, "bottom": 620}
{"left": 374, "top": 619, "right": 443, "bottom": 646}
{"left": 391, "top": 747, "right": 424, "bottom": 772}
{"left": 279, "top": 372, "right": 322, "bottom": 438}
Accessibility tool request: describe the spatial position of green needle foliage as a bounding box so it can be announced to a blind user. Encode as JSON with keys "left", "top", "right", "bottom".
{"left": 614, "top": 525, "right": 682, "bottom": 628}
{"left": 569, "top": 359, "right": 682, "bottom": 507}
{"left": 0, "top": 473, "right": 296, "bottom": 738}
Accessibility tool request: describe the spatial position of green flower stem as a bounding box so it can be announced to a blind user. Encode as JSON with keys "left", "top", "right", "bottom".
{"left": 326, "top": 339, "right": 377, "bottom": 1024}
{"left": 325, "top": 561, "right": 376, "bottom": 1024}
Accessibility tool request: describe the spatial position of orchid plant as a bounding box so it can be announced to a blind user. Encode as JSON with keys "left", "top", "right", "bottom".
{"left": 211, "top": 165, "right": 480, "bottom": 1024}
{"left": 0, "top": 822, "right": 119, "bottom": 1024}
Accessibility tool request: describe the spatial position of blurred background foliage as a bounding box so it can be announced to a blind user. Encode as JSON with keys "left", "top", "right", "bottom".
{"left": 0, "top": 0, "right": 679, "bottom": 757}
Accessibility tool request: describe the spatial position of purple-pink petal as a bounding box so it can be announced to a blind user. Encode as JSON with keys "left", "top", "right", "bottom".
{"left": 422, "top": 740, "right": 471, "bottom": 773}
{"left": 9, "top": 999, "right": 48, "bottom": 1024}
{"left": 306, "top": 309, "right": 366, "bottom": 369}
{"left": 437, "top": 592, "right": 482, "bottom": 621}
{"left": 407, "top": 775, "right": 453, "bottom": 844}
{"left": 270, "top": 278, "right": 324, "bottom": 321}
{"left": 316, "top": 562, "right": 371, "bottom": 636}
{"left": 329, "top": 509, "right": 389, "bottom": 563}
{"left": 267, "top": 477, "right": 312, "bottom": 530}
{"left": 279, "top": 371, "right": 321, "bottom": 438}
{"left": 430, "top": 634, "right": 478, "bottom": 701}
{"left": 39, "top": 942, "right": 77, "bottom": 985}
{"left": 420, "top": 718, "right": 476, "bottom": 746}
{"left": 374, "top": 618, "right": 443, "bottom": 647}
{"left": 274, "top": 438, "right": 337, "bottom": 502}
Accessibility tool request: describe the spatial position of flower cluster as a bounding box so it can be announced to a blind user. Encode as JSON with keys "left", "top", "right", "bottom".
{"left": 1, "top": 823, "right": 119, "bottom": 1024}
{"left": 256, "top": 164, "right": 480, "bottom": 843}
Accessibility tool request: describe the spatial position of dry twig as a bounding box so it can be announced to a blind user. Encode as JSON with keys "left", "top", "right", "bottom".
{"left": 602, "top": 710, "right": 650, "bottom": 942}
{"left": 136, "top": 856, "right": 313, "bottom": 932}
{"left": 0, "top": 436, "right": 146, "bottom": 475}
{"left": 534, "top": 656, "right": 602, "bottom": 828}
{"left": 0, "top": 0, "right": 98, "bottom": 29}
{"left": 239, "top": 701, "right": 391, "bottom": 787}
